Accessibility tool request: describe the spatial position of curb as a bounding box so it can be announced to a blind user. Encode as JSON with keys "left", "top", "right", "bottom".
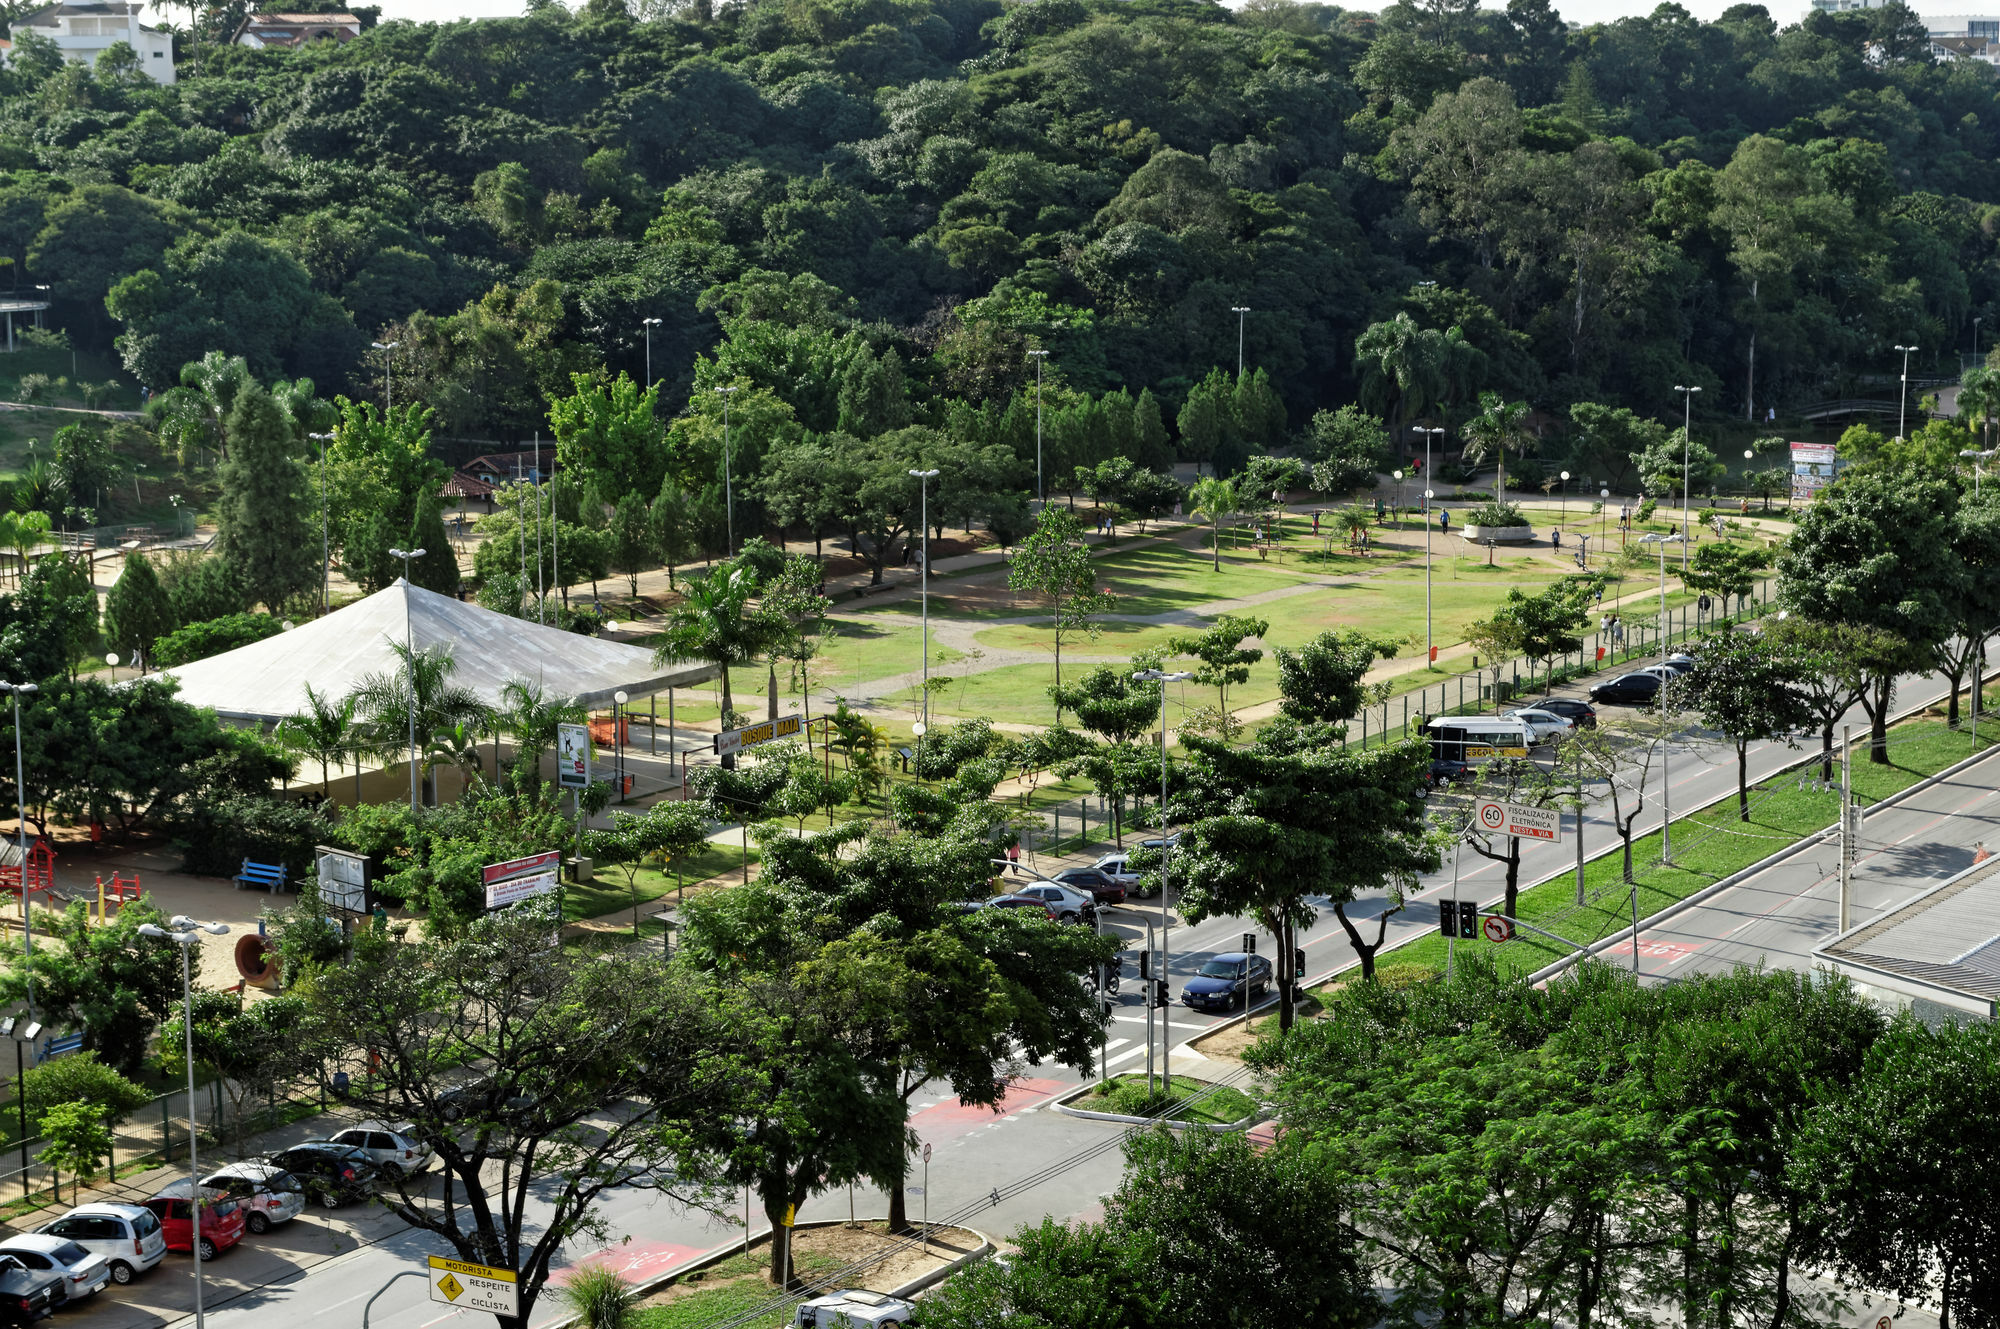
{"left": 1050, "top": 1080, "right": 1262, "bottom": 1134}
{"left": 537, "top": 1218, "right": 996, "bottom": 1328}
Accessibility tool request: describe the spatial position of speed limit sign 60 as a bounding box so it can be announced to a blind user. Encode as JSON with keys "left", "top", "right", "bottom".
{"left": 1477, "top": 800, "right": 1507, "bottom": 832}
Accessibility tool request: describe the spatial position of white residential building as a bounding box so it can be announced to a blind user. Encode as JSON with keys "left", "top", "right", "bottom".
{"left": 233, "top": 12, "right": 365, "bottom": 48}
{"left": 10, "top": 2, "right": 175, "bottom": 84}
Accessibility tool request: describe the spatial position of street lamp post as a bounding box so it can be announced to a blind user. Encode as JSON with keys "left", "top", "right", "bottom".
{"left": 1558, "top": 470, "right": 1570, "bottom": 527}
{"left": 1028, "top": 350, "right": 1049, "bottom": 506}
{"left": 714, "top": 386, "right": 738, "bottom": 556}
{"left": 908, "top": 469, "right": 940, "bottom": 727}
{"left": 1132, "top": 668, "right": 1193, "bottom": 1095}
{"left": 1962, "top": 448, "right": 1997, "bottom": 496}
{"left": 1674, "top": 384, "right": 1700, "bottom": 568}
{"left": 1, "top": 682, "right": 36, "bottom": 1013}
{"left": 136, "top": 915, "right": 229, "bottom": 1329}
{"left": 641, "top": 317, "right": 661, "bottom": 390}
{"left": 308, "top": 431, "right": 333, "bottom": 613}
{"left": 1895, "top": 344, "right": 1919, "bottom": 441}
{"left": 613, "top": 690, "right": 628, "bottom": 801}
{"left": 371, "top": 341, "right": 399, "bottom": 416}
{"left": 1639, "top": 531, "right": 1683, "bottom": 862}
{"left": 388, "top": 547, "right": 425, "bottom": 814}
{"left": 1413, "top": 427, "right": 1444, "bottom": 666}
{"left": 1392, "top": 470, "right": 1403, "bottom": 531}
{"left": 1230, "top": 306, "right": 1250, "bottom": 377}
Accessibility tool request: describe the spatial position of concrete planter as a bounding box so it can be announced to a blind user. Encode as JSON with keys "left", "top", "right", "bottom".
{"left": 1461, "top": 524, "right": 1535, "bottom": 543}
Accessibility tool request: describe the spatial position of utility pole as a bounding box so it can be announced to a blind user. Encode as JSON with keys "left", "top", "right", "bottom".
{"left": 1840, "top": 724, "right": 1854, "bottom": 933}
{"left": 1230, "top": 305, "right": 1249, "bottom": 376}
{"left": 1674, "top": 384, "right": 1700, "bottom": 569}
{"left": 1029, "top": 350, "right": 1049, "bottom": 507}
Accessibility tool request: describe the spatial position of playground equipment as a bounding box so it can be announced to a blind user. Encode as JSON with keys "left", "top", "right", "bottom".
{"left": 94, "top": 871, "right": 143, "bottom": 922}
{"left": 0, "top": 837, "right": 57, "bottom": 924}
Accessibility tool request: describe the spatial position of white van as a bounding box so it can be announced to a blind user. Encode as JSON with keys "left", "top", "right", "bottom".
{"left": 793, "top": 1289, "right": 914, "bottom": 1328}
{"left": 1426, "top": 716, "right": 1532, "bottom": 763}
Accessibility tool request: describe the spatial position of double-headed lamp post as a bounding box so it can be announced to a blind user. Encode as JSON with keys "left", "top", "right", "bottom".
{"left": 388, "top": 547, "right": 425, "bottom": 814}
{"left": 1639, "top": 531, "right": 1684, "bottom": 862}
{"left": 908, "top": 469, "right": 940, "bottom": 727}
{"left": 1895, "top": 344, "right": 1919, "bottom": 442}
{"left": 1, "top": 681, "right": 36, "bottom": 1011}
{"left": 372, "top": 341, "right": 399, "bottom": 415}
{"left": 136, "top": 915, "right": 229, "bottom": 1329}
{"left": 714, "top": 386, "right": 738, "bottom": 556}
{"left": 1674, "top": 384, "right": 1700, "bottom": 568}
{"left": 1230, "top": 306, "right": 1250, "bottom": 376}
{"left": 1131, "top": 667, "right": 1194, "bottom": 1092}
{"left": 641, "top": 317, "right": 661, "bottom": 390}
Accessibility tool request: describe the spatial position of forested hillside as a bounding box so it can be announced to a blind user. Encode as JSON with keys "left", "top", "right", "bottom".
{"left": 0, "top": 0, "right": 1991, "bottom": 451}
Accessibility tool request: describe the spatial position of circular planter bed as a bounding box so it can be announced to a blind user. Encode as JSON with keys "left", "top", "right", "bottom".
{"left": 1460, "top": 524, "right": 1535, "bottom": 543}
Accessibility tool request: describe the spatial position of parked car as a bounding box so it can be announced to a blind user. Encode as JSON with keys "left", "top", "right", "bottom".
{"left": 34, "top": 1203, "right": 165, "bottom": 1286}
{"left": 143, "top": 1182, "right": 245, "bottom": 1262}
{"left": 265, "top": 1142, "right": 380, "bottom": 1207}
{"left": 0, "top": 1235, "right": 108, "bottom": 1306}
{"left": 199, "top": 1162, "right": 307, "bottom": 1234}
{"left": 987, "top": 894, "right": 1058, "bottom": 921}
{"left": 1589, "top": 672, "right": 1663, "bottom": 705}
{"left": 943, "top": 899, "right": 989, "bottom": 915}
{"left": 329, "top": 1121, "right": 433, "bottom": 1180}
{"left": 1135, "top": 831, "right": 1182, "bottom": 853}
{"left": 1502, "top": 708, "right": 1574, "bottom": 744}
{"left": 0, "top": 1253, "right": 64, "bottom": 1326}
{"left": 1426, "top": 758, "right": 1477, "bottom": 788}
{"left": 1533, "top": 698, "right": 1597, "bottom": 728}
{"left": 1659, "top": 653, "right": 1697, "bottom": 674}
{"left": 1090, "top": 853, "right": 1142, "bottom": 889}
{"left": 1012, "top": 882, "right": 1100, "bottom": 924}
{"left": 1050, "top": 866, "right": 1126, "bottom": 906}
{"left": 1181, "top": 952, "right": 1273, "bottom": 1012}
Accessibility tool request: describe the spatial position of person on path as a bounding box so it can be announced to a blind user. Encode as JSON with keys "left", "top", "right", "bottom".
{"left": 1007, "top": 841, "right": 1021, "bottom": 875}
{"left": 1438, "top": 509, "right": 1450, "bottom": 533}
{"left": 1552, "top": 529, "right": 1562, "bottom": 551}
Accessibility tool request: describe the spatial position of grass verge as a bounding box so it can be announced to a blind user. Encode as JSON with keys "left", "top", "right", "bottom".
{"left": 629, "top": 1247, "right": 841, "bottom": 1329}
{"left": 1070, "top": 1073, "right": 1257, "bottom": 1125}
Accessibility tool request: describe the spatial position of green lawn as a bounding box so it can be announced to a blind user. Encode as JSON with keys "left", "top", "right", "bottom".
{"left": 564, "top": 840, "right": 760, "bottom": 923}
{"left": 628, "top": 1246, "right": 842, "bottom": 1329}
{"left": 1360, "top": 704, "right": 1999, "bottom": 984}
{"left": 1070, "top": 1073, "right": 1258, "bottom": 1125}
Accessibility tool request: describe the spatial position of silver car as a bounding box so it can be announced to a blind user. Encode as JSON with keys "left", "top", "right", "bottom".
{"left": 1013, "top": 882, "right": 1098, "bottom": 924}
{"left": 329, "top": 1121, "right": 434, "bottom": 1179}
{"left": 36, "top": 1203, "right": 166, "bottom": 1286}
{"left": 0, "top": 1233, "right": 110, "bottom": 1303}
{"left": 200, "top": 1161, "right": 307, "bottom": 1233}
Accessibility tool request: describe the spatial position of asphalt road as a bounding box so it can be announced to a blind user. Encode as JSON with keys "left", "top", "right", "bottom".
{"left": 134, "top": 656, "right": 1980, "bottom": 1329}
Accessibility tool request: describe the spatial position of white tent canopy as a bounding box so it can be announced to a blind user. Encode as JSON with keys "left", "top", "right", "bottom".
{"left": 156, "top": 579, "right": 717, "bottom": 725}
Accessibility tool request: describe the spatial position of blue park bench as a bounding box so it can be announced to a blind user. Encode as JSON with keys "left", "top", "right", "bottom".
{"left": 234, "top": 859, "right": 287, "bottom": 893}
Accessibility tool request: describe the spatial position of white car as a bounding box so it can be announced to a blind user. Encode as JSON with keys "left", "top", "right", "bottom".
{"left": 329, "top": 1121, "right": 434, "bottom": 1179}
{"left": 201, "top": 1161, "right": 308, "bottom": 1233}
{"left": 0, "top": 1233, "right": 110, "bottom": 1303}
{"left": 1503, "top": 708, "right": 1575, "bottom": 745}
{"left": 35, "top": 1203, "right": 166, "bottom": 1286}
{"left": 1013, "top": 882, "right": 1099, "bottom": 924}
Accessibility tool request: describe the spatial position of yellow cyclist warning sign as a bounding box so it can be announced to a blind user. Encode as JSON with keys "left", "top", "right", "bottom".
{"left": 427, "top": 1255, "right": 519, "bottom": 1316}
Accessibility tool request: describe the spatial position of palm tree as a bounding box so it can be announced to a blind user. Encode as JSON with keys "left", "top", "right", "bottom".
{"left": 428, "top": 721, "right": 487, "bottom": 787}
{"left": 274, "top": 684, "right": 361, "bottom": 802}
{"left": 1460, "top": 391, "right": 1531, "bottom": 503}
{"left": 4, "top": 510, "right": 50, "bottom": 588}
{"left": 353, "top": 643, "right": 490, "bottom": 806}
{"left": 1187, "top": 476, "right": 1238, "bottom": 571}
{"left": 498, "top": 678, "right": 586, "bottom": 788}
{"left": 651, "top": 564, "right": 772, "bottom": 728}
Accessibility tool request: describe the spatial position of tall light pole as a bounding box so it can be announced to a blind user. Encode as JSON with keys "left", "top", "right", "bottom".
{"left": 1640, "top": 532, "right": 1683, "bottom": 862}
{"left": 1, "top": 682, "right": 36, "bottom": 1015}
{"left": 1392, "top": 470, "right": 1403, "bottom": 531}
{"left": 1674, "top": 384, "right": 1700, "bottom": 569}
{"left": 388, "top": 547, "right": 425, "bottom": 814}
{"left": 1895, "top": 344, "right": 1919, "bottom": 441}
{"left": 642, "top": 317, "right": 661, "bottom": 390}
{"left": 136, "top": 915, "right": 228, "bottom": 1329}
{"left": 1132, "top": 668, "right": 1192, "bottom": 1095}
{"left": 1558, "top": 470, "right": 1570, "bottom": 527}
{"left": 1028, "top": 350, "right": 1049, "bottom": 506}
{"left": 908, "top": 468, "right": 939, "bottom": 726}
{"left": 1963, "top": 448, "right": 1997, "bottom": 496}
{"left": 1413, "top": 426, "right": 1444, "bottom": 666}
{"left": 372, "top": 341, "right": 399, "bottom": 416}
{"left": 308, "top": 431, "right": 333, "bottom": 613}
{"left": 1230, "top": 306, "right": 1250, "bottom": 377}
{"left": 1973, "top": 317, "right": 1984, "bottom": 364}
{"left": 714, "top": 386, "right": 738, "bottom": 556}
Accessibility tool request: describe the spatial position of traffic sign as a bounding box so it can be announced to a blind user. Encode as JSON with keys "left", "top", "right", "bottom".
{"left": 427, "top": 1256, "right": 518, "bottom": 1316}
{"left": 1482, "top": 915, "right": 1514, "bottom": 943}
{"left": 1474, "top": 800, "right": 1563, "bottom": 843}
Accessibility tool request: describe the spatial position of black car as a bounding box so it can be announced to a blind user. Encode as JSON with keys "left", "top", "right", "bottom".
{"left": 1534, "top": 698, "right": 1598, "bottom": 728}
{"left": 0, "top": 1253, "right": 65, "bottom": 1326}
{"left": 264, "top": 1142, "right": 380, "bottom": 1207}
{"left": 1050, "top": 867, "right": 1127, "bottom": 905}
{"left": 1426, "top": 759, "right": 1476, "bottom": 788}
{"left": 1589, "top": 672, "right": 1663, "bottom": 705}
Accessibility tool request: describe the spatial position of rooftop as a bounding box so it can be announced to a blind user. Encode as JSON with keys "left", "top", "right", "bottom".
{"left": 1816, "top": 853, "right": 2000, "bottom": 1019}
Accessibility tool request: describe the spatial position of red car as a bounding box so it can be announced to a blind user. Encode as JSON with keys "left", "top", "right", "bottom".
{"left": 143, "top": 1184, "right": 245, "bottom": 1262}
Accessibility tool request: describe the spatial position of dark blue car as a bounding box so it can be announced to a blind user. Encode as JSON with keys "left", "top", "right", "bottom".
{"left": 1181, "top": 952, "right": 1272, "bottom": 1012}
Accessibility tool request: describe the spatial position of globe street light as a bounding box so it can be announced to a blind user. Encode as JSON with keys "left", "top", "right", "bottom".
{"left": 1230, "top": 306, "right": 1250, "bottom": 377}
{"left": 1392, "top": 470, "right": 1404, "bottom": 532}
{"left": 613, "top": 690, "right": 628, "bottom": 800}
{"left": 388, "top": 547, "right": 426, "bottom": 813}
{"left": 1639, "top": 531, "right": 1684, "bottom": 862}
{"left": 909, "top": 469, "right": 940, "bottom": 727}
{"left": 714, "top": 386, "right": 738, "bottom": 556}
{"left": 1028, "top": 350, "right": 1049, "bottom": 506}
{"left": 135, "top": 915, "right": 229, "bottom": 1329}
{"left": 0, "top": 681, "right": 36, "bottom": 1014}
{"left": 641, "top": 317, "right": 661, "bottom": 390}
{"left": 1559, "top": 470, "right": 1570, "bottom": 527}
{"left": 1895, "top": 344, "right": 1919, "bottom": 442}
{"left": 1674, "top": 384, "right": 1701, "bottom": 569}
{"left": 1132, "top": 668, "right": 1193, "bottom": 1096}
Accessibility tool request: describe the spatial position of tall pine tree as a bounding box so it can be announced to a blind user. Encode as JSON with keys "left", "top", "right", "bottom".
{"left": 103, "top": 550, "right": 174, "bottom": 664}
{"left": 214, "top": 382, "right": 318, "bottom": 613}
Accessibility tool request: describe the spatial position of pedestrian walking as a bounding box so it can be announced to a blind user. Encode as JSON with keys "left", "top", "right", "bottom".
{"left": 1007, "top": 841, "right": 1021, "bottom": 875}
{"left": 1552, "top": 529, "right": 1562, "bottom": 551}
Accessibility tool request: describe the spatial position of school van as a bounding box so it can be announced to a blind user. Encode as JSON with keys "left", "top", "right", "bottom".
{"left": 1425, "top": 716, "right": 1532, "bottom": 763}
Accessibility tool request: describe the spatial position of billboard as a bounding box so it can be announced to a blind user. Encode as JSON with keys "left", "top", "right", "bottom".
{"left": 1790, "top": 442, "right": 1839, "bottom": 504}
{"left": 556, "top": 722, "right": 590, "bottom": 790}
{"left": 713, "top": 715, "right": 802, "bottom": 756}
{"left": 483, "top": 850, "right": 561, "bottom": 910}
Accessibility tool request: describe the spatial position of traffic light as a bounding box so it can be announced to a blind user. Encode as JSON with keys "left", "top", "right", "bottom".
{"left": 1438, "top": 901, "right": 1458, "bottom": 938}
{"left": 1152, "top": 979, "right": 1169, "bottom": 1009}
{"left": 1241, "top": 932, "right": 1257, "bottom": 954}
{"left": 1457, "top": 900, "right": 1479, "bottom": 938}
{"left": 1137, "top": 951, "right": 1150, "bottom": 979}
{"left": 1294, "top": 948, "right": 1307, "bottom": 979}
